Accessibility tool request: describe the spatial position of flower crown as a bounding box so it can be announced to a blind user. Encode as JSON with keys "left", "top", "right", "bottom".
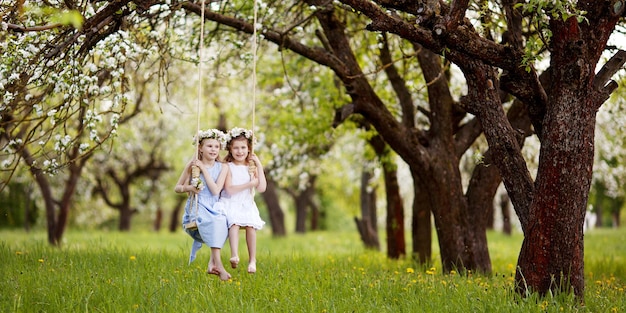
{"left": 193, "top": 129, "right": 227, "bottom": 149}
{"left": 225, "top": 127, "right": 254, "bottom": 144}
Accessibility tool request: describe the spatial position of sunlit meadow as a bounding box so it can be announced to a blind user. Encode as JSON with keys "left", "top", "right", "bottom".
{"left": 1, "top": 228, "right": 625, "bottom": 312}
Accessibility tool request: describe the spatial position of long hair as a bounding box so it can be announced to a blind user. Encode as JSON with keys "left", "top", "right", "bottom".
{"left": 224, "top": 135, "right": 252, "bottom": 162}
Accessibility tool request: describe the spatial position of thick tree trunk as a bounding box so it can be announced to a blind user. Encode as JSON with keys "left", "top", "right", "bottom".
{"left": 514, "top": 15, "right": 608, "bottom": 299}
{"left": 427, "top": 155, "right": 478, "bottom": 272}
{"left": 294, "top": 191, "right": 308, "bottom": 233}
{"left": 368, "top": 133, "right": 405, "bottom": 258}
{"left": 411, "top": 174, "right": 432, "bottom": 264}
{"left": 383, "top": 163, "right": 405, "bottom": 258}
{"left": 260, "top": 178, "right": 286, "bottom": 236}
{"left": 119, "top": 206, "right": 133, "bottom": 231}
{"left": 355, "top": 170, "right": 380, "bottom": 249}
{"left": 465, "top": 153, "right": 503, "bottom": 273}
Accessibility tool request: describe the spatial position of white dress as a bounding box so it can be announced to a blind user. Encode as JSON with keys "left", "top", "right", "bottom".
{"left": 220, "top": 162, "right": 265, "bottom": 230}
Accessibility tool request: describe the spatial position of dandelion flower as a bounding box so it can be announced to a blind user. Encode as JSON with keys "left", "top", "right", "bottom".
{"left": 406, "top": 267, "right": 415, "bottom": 274}
{"left": 130, "top": 256, "right": 136, "bottom": 261}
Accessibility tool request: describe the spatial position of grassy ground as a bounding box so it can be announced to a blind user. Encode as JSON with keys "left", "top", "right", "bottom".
{"left": 1, "top": 228, "right": 624, "bottom": 312}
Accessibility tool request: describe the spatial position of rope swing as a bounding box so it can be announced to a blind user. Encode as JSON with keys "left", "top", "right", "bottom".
{"left": 248, "top": 0, "right": 259, "bottom": 177}
{"left": 184, "top": 0, "right": 208, "bottom": 230}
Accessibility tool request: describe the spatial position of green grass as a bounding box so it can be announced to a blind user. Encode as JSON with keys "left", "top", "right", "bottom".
{"left": 1, "top": 228, "right": 625, "bottom": 312}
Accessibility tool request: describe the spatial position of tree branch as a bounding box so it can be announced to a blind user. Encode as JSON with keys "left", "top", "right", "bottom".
{"left": 6, "top": 22, "right": 64, "bottom": 32}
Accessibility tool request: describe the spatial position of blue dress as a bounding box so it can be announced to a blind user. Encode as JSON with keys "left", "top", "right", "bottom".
{"left": 182, "top": 162, "right": 228, "bottom": 263}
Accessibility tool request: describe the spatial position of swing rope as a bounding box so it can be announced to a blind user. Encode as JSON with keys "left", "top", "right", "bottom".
{"left": 251, "top": 0, "right": 257, "bottom": 153}
{"left": 186, "top": 0, "right": 208, "bottom": 230}
{"left": 247, "top": 0, "right": 258, "bottom": 182}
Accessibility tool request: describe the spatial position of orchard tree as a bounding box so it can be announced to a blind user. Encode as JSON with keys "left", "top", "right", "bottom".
{"left": 332, "top": 0, "right": 626, "bottom": 300}
{"left": 183, "top": 0, "right": 626, "bottom": 300}
{"left": 187, "top": 0, "right": 508, "bottom": 277}
{"left": 0, "top": 1, "right": 196, "bottom": 244}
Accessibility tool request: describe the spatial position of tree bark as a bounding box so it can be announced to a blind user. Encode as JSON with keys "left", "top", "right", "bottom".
{"left": 260, "top": 178, "right": 287, "bottom": 236}
{"left": 367, "top": 132, "right": 405, "bottom": 258}
{"left": 355, "top": 169, "right": 380, "bottom": 249}
{"left": 169, "top": 196, "right": 186, "bottom": 233}
{"left": 411, "top": 173, "right": 432, "bottom": 264}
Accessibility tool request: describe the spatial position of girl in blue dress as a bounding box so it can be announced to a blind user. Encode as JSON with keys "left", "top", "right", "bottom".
{"left": 175, "top": 129, "right": 231, "bottom": 280}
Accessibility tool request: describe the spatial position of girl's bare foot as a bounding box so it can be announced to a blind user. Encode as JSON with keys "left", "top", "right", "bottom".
{"left": 207, "top": 266, "right": 219, "bottom": 275}
{"left": 216, "top": 268, "right": 231, "bottom": 281}
{"left": 247, "top": 261, "right": 256, "bottom": 274}
{"left": 229, "top": 256, "right": 240, "bottom": 269}
{"left": 207, "top": 260, "right": 219, "bottom": 275}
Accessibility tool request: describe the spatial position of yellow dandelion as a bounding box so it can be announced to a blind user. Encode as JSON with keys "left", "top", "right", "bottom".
{"left": 450, "top": 270, "right": 457, "bottom": 275}
{"left": 38, "top": 258, "right": 44, "bottom": 263}
{"left": 406, "top": 267, "right": 415, "bottom": 274}
{"left": 133, "top": 304, "right": 139, "bottom": 309}
{"left": 129, "top": 256, "right": 136, "bottom": 261}
{"left": 16, "top": 251, "right": 22, "bottom": 255}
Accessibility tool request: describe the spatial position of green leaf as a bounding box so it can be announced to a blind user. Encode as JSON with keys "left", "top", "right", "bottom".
{"left": 50, "top": 10, "right": 84, "bottom": 29}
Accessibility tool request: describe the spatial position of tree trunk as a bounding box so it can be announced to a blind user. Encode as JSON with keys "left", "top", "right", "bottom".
{"left": 368, "top": 133, "right": 405, "bottom": 258}
{"left": 411, "top": 173, "right": 432, "bottom": 264}
{"left": 294, "top": 190, "right": 308, "bottom": 233}
{"left": 119, "top": 206, "right": 133, "bottom": 231}
{"left": 355, "top": 169, "right": 380, "bottom": 249}
{"left": 515, "top": 15, "right": 609, "bottom": 299}
{"left": 500, "top": 194, "right": 512, "bottom": 235}
{"left": 383, "top": 160, "right": 405, "bottom": 259}
{"left": 465, "top": 152, "right": 503, "bottom": 273}
{"left": 154, "top": 207, "right": 162, "bottom": 231}
{"left": 169, "top": 196, "right": 185, "bottom": 233}
{"left": 260, "top": 178, "right": 286, "bottom": 236}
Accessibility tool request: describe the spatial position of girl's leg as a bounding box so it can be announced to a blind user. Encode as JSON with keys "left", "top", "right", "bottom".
{"left": 246, "top": 227, "right": 257, "bottom": 273}
{"left": 228, "top": 225, "right": 240, "bottom": 268}
{"left": 209, "top": 248, "right": 231, "bottom": 281}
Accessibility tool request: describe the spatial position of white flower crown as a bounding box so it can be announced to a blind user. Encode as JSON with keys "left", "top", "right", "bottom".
{"left": 193, "top": 129, "right": 227, "bottom": 149}
{"left": 225, "top": 127, "right": 254, "bottom": 144}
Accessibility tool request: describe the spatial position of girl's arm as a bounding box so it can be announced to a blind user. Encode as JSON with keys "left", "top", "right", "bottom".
{"left": 251, "top": 154, "right": 267, "bottom": 193}
{"left": 174, "top": 161, "right": 195, "bottom": 194}
{"left": 199, "top": 163, "right": 226, "bottom": 196}
{"left": 224, "top": 169, "right": 258, "bottom": 195}
{"left": 215, "top": 163, "right": 229, "bottom": 190}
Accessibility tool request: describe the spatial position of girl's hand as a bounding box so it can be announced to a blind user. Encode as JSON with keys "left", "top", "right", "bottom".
{"left": 249, "top": 153, "right": 261, "bottom": 165}
{"left": 250, "top": 177, "right": 259, "bottom": 187}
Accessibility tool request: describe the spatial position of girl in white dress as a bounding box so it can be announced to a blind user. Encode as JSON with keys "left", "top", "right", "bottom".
{"left": 220, "top": 127, "right": 266, "bottom": 273}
